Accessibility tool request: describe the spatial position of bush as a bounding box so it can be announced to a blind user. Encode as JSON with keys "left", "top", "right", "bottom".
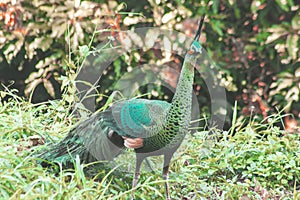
{"left": 0, "top": 0, "right": 299, "bottom": 129}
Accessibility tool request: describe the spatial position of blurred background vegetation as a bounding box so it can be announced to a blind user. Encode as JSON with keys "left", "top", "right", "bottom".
{"left": 0, "top": 0, "right": 299, "bottom": 131}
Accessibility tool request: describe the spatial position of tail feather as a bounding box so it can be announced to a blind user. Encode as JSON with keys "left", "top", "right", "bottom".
{"left": 36, "top": 112, "right": 125, "bottom": 167}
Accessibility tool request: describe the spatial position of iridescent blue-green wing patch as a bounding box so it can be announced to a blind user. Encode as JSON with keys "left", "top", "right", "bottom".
{"left": 103, "top": 99, "right": 170, "bottom": 138}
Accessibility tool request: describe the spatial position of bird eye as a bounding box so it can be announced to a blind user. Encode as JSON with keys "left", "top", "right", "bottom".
{"left": 188, "top": 50, "right": 194, "bottom": 54}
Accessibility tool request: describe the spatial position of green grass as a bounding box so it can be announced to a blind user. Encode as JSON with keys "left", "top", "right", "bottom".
{"left": 0, "top": 90, "right": 299, "bottom": 200}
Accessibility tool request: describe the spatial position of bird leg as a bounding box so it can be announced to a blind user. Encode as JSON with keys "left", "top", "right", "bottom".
{"left": 130, "top": 171, "right": 140, "bottom": 200}
{"left": 163, "top": 154, "right": 173, "bottom": 200}
{"left": 163, "top": 165, "right": 171, "bottom": 200}
{"left": 130, "top": 155, "right": 144, "bottom": 200}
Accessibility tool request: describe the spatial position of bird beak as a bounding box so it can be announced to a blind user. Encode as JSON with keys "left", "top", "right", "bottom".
{"left": 193, "top": 14, "right": 205, "bottom": 42}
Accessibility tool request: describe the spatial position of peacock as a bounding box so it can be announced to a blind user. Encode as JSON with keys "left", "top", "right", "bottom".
{"left": 37, "top": 16, "right": 205, "bottom": 200}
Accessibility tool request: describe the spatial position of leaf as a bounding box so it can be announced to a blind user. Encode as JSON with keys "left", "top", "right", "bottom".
{"left": 43, "top": 79, "right": 55, "bottom": 98}
{"left": 64, "top": 93, "right": 75, "bottom": 103}
{"left": 266, "top": 26, "right": 286, "bottom": 44}
{"left": 285, "top": 86, "right": 299, "bottom": 102}
{"left": 144, "top": 29, "right": 160, "bottom": 49}
{"left": 291, "top": 13, "right": 300, "bottom": 30}
{"left": 163, "top": 36, "right": 172, "bottom": 59}
{"left": 39, "top": 5, "right": 55, "bottom": 13}
{"left": 234, "top": 6, "right": 241, "bottom": 18}
{"left": 161, "top": 11, "right": 176, "bottom": 24}
{"left": 210, "top": 19, "right": 224, "bottom": 36}
{"left": 119, "top": 33, "right": 132, "bottom": 50}
{"left": 51, "top": 21, "right": 67, "bottom": 38}
{"left": 230, "top": 101, "right": 238, "bottom": 135}
{"left": 72, "top": 22, "right": 85, "bottom": 50}
{"left": 79, "top": 45, "right": 89, "bottom": 57}
{"left": 295, "top": 67, "right": 300, "bottom": 77}
{"left": 113, "top": 59, "right": 121, "bottom": 77}
{"left": 41, "top": 38, "right": 53, "bottom": 52}
{"left": 29, "top": 37, "right": 53, "bottom": 53}
{"left": 25, "top": 69, "right": 43, "bottom": 84}
{"left": 128, "top": 30, "right": 143, "bottom": 48}
{"left": 212, "top": 0, "right": 220, "bottom": 14}
{"left": 123, "top": 16, "right": 140, "bottom": 26}
{"left": 275, "top": 0, "right": 289, "bottom": 11}
{"left": 74, "top": 0, "right": 81, "bottom": 8}
{"left": 251, "top": 0, "right": 260, "bottom": 13}
{"left": 3, "top": 37, "right": 24, "bottom": 63}
{"left": 24, "top": 79, "right": 42, "bottom": 97}
{"left": 286, "top": 34, "right": 299, "bottom": 60}
{"left": 0, "top": 91, "right": 6, "bottom": 98}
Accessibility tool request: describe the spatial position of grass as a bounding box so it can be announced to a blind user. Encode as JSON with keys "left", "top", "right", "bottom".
{"left": 0, "top": 89, "right": 300, "bottom": 200}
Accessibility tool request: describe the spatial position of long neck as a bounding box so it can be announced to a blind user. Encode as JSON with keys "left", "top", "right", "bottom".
{"left": 163, "top": 53, "right": 196, "bottom": 145}
{"left": 169, "top": 54, "right": 195, "bottom": 126}
{"left": 138, "top": 53, "right": 197, "bottom": 153}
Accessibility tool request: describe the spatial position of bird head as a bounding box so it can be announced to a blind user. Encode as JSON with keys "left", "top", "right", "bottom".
{"left": 187, "top": 15, "right": 205, "bottom": 56}
{"left": 188, "top": 40, "right": 202, "bottom": 55}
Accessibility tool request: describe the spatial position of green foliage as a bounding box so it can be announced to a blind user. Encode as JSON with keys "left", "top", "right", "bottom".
{"left": 0, "top": 88, "right": 70, "bottom": 141}
{"left": 171, "top": 123, "right": 300, "bottom": 199}
{"left": 0, "top": 92, "right": 299, "bottom": 199}
{"left": 1, "top": 0, "right": 299, "bottom": 128}
{"left": 0, "top": 0, "right": 119, "bottom": 101}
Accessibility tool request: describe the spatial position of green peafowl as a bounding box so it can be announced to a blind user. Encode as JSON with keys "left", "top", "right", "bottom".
{"left": 37, "top": 16, "right": 205, "bottom": 200}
